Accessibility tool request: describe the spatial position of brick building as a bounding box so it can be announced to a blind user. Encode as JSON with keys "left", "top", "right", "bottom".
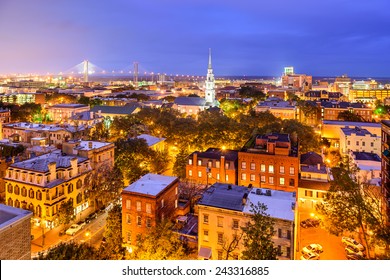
{"left": 238, "top": 133, "right": 299, "bottom": 192}
{"left": 0, "top": 204, "right": 32, "bottom": 260}
{"left": 186, "top": 148, "right": 238, "bottom": 186}
{"left": 121, "top": 173, "right": 179, "bottom": 250}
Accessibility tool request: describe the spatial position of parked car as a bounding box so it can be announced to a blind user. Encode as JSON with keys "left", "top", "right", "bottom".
{"left": 342, "top": 237, "right": 365, "bottom": 251}
{"left": 77, "top": 220, "right": 86, "bottom": 228}
{"left": 65, "top": 223, "right": 83, "bottom": 236}
{"left": 85, "top": 212, "right": 98, "bottom": 223}
{"left": 300, "top": 218, "right": 321, "bottom": 228}
{"left": 345, "top": 245, "right": 365, "bottom": 257}
{"left": 300, "top": 252, "right": 320, "bottom": 260}
{"left": 302, "top": 244, "right": 323, "bottom": 254}
{"left": 346, "top": 253, "right": 366, "bottom": 260}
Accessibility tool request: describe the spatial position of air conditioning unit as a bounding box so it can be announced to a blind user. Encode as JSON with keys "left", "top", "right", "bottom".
{"left": 265, "top": 189, "right": 272, "bottom": 196}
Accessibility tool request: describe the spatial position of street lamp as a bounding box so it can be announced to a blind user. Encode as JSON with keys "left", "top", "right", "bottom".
{"left": 85, "top": 230, "right": 91, "bottom": 245}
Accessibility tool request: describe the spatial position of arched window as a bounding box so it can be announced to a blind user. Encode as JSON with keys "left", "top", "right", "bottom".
{"left": 84, "top": 177, "right": 89, "bottom": 187}
{"left": 29, "top": 189, "right": 34, "bottom": 199}
{"left": 7, "top": 198, "right": 13, "bottom": 207}
{"left": 28, "top": 203, "right": 34, "bottom": 213}
{"left": 36, "top": 190, "right": 42, "bottom": 201}
{"left": 76, "top": 193, "right": 82, "bottom": 204}
{"left": 36, "top": 205, "right": 42, "bottom": 217}
{"left": 15, "top": 200, "right": 20, "bottom": 208}
{"left": 76, "top": 179, "right": 82, "bottom": 189}
{"left": 68, "top": 183, "right": 74, "bottom": 194}
{"left": 14, "top": 185, "right": 20, "bottom": 195}
{"left": 21, "top": 201, "right": 27, "bottom": 210}
{"left": 7, "top": 184, "right": 13, "bottom": 194}
{"left": 21, "top": 187, "right": 27, "bottom": 197}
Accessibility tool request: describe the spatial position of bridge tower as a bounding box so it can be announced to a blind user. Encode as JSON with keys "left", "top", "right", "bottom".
{"left": 83, "top": 60, "right": 89, "bottom": 83}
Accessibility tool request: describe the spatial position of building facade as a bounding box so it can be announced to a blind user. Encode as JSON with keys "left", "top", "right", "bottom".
{"left": 238, "top": 133, "right": 299, "bottom": 192}
{"left": 340, "top": 126, "right": 381, "bottom": 156}
{"left": 121, "top": 174, "right": 179, "bottom": 250}
{"left": 47, "top": 104, "right": 90, "bottom": 123}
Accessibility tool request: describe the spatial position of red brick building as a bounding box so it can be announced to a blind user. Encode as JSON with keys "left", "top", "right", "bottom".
{"left": 238, "top": 133, "right": 299, "bottom": 192}
{"left": 121, "top": 173, "right": 179, "bottom": 248}
{"left": 186, "top": 148, "right": 238, "bottom": 186}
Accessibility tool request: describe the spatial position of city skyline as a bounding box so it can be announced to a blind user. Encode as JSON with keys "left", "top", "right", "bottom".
{"left": 1, "top": 0, "right": 390, "bottom": 76}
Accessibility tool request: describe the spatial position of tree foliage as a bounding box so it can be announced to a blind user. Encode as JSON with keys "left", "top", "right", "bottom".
{"left": 129, "top": 221, "right": 195, "bottom": 260}
{"left": 36, "top": 242, "right": 99, "bottom": 260}
{"left": 57, "top": 200, "right": 75, "bottom": 226}
{"left": 337, "top": 111, "right": 364, "bottom": 122}
{"left": 241, "top": 202, "right": 278, "bottom": 260}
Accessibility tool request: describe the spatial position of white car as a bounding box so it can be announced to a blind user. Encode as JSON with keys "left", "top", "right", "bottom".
{"left": 300, "top": 252, "right": 320, "bottom": 260}
{"left": 342, "top": 237, "right": 365, "bottom": 251}
{"left": 345, "top": 245, "right": 365, "bottom": 257}
{"left": 65, "top": 223, "right": 83, "bottom": 236}
{"left": 302, "top": 244, "right": 323, "bottom": 254}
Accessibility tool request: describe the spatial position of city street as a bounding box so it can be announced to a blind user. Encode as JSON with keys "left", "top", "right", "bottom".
{"left": 31, "top": 211, "right": 107, "bottom": 258}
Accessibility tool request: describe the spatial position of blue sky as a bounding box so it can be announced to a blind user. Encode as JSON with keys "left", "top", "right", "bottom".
{"left": 1, "top": 0, "right": 389, "bottom": 76}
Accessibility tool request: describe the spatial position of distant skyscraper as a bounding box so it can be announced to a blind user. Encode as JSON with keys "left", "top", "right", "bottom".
{"left": 205, "top": 48, "right": 217, "bottom": 105}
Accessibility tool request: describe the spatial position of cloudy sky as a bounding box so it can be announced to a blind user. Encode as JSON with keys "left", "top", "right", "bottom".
{"left": 1, "top": 0, "right": 389, "bottom": 77}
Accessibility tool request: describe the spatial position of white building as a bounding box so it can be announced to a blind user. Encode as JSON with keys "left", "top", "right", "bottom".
{"left": 340, "top": 126, "right": 381, "bottom": 156}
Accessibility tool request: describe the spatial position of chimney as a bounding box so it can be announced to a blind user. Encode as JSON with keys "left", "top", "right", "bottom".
{"left": 70, "top": 157, "right": 78, "bottom": 177}
{"left": 242, "top": 193, "right": 248, "bottom": 205}
{"left": 48, "top": 162, "right": 56, "bottom": 182}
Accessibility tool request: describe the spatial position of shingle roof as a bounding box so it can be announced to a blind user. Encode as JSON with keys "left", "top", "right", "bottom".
{"left": 300, "top": 152, "right": 323, "bottom": 165}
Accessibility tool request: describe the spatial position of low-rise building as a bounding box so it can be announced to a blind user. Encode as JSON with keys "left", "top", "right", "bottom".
{"left": 186, "top": 148, "right": 238, "bottom": 186}
{"left": 47, "top": 104, "right": 90, "bottom": 123}
{"left": 137, "top": 134, "right": 166, "bottom": 152}
{"left": 238, "top": 133, "right": 299, "bottom": 192}
{"left": 90, "top": 105, "right": 141, "bottom": 120}
{"left": 4, "top": 150, "right": 92, "bottom": 228}
{"left": 121, "top": 173, "right": 179, "bottom": 251}
{"left": 197, "top": 183, "right": 295, "bottom": 260}
{"left": 350, "top": 151, "right": 381, "bottom": 184}
{"left": 0, "top": 204, "right": 32, "bottom": 260}
{"left": 255, "top": 98, "right": 298, "bottom": 120}
{"left": 340, "top": 126, "right": 381, "bottom": 156}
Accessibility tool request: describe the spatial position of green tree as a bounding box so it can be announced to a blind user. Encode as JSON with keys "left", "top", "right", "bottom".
{"left": 36, "top": 242, "right": 99, "bottom": 260}
{"left": 57, "top": 200, "right": 75, "bottom": 227}
{"left": 238, "top": 86, "right": 266, "bottom": 101}
{"left": 150, "top": 149, "right": 170, "bottom": 174}
{"left": 99, "top": 204, "right": 126, "bottom": 259}
{"left": 241, "top": 202, "right": 278, "bottom": 260}
{"left": 337, "top": 111, "right": 364, "bottom": 122}
{"left": 129, "top": 220, "right": 195, "bottom": 260}
{"left": 173, "top": 148, "right": 189, "bottom": 179}
{"left": 316, "top": 165, "right": 388, "bottom": 259}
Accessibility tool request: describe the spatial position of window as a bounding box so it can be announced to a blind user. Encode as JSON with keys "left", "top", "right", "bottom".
{"left": 250, "top": 174, "right": 256, "bottom": 181}
{"left": 286, "top": 247, "right": 291, "bottom": 258}
{"left": 225, "top": 162, "right": 230, "bottom": 169}
{"left": 289, "top": 178, "right": 295, "bottom": 187}
{"left": 250, "top": 162, "right": 255, "bottom": 170}
{"left": 317, "top": 192, "right": 325, "bottom": 198}
{"left": 278, "top": 228, "right": 282, "bottom": 238}
{"left": 203, "top": 214, "right": 209, "bottom": 224}
{"left": 126, "top": 232, "right": 131, "bottom": 244}
{"left": 356, "top": 141, "right": 359, "bottom": 146}
{"left": 277, "top": 245, "right": 282, "bottom": 256}
{"left": 233, "top": 219, "right": 239, "bottom": 229}
{"left": 347, "top": 140, "right": 350, "bottom": 145}
{"left": 269, "top": 176, "right": 274, "bottom": 184}
{"left": 305, "top": 190, "right": 313, "bottom": 197}
{"left": 77, "top": 193, "right": 82, "bottom": 204}
{"left": 126, "top": 214, "right": 131, "bottom": 224}
{"left": 241, "top": 173, "right": 246, "bottom": 180}
{"left": 175, "top": 199, "right": 178, "bottom": 208}
{"left": 269, "top": 165, "right": 274, "bottom": 173}
{"left": 287, "top": 230, "right": 291, "bottom": 240}
{"left": 260, "top": 175, "right": 266, "bottom": 183}
{"left": 216, "top": 173, "right": 220, "bottom": 180}
{"left": 362, "top": 141, "right": 365, "bottom": 147}
{"left": 260, "top": 164, "right": 266, "bottom": 172}
{"left": 137, "top": 216, "right": 141, "bottom": 226}
{"left": 280, "top": 166, "right": 285, "bottom": 174}
{"left": 204, "top": 230, "right": 209, "bottom": 241}
{"left": 371, "top": 142, "right": 374, "bottom": 147}
{"left": 241, "top": 161, "right": 246, "bottom": 169}
{"left": 161, "top": 199, "right": 164, "bottom": 208}
{"left": 279, "top": 177, "right": 285, "bottom": 185}
{"left": 36, "top": 191, "right": 42, "bottom": 201}
{"left": 225, "top": 174, "right": 229, "bottom": 182}
{"left": 68, "top": 184, "right": 73, "bottom": 194}
{"left": 146, "top": 203, "right": 151, "bottom": 214}
{"left": 29, "top": 189, "right": 34, "bottom": 199}
{"left": 14, "top": 185, "right": 20, "bottom": 195}
{"left": 217, "top": 251, "right": 223, "bottom": 260}
{"left": 126, "top": 199, "right": 131, "bottom": 210}
{"left": 146, "top": 218, "right": 151, "bottom": 228}
{"left": 136, "top": 201, "right": 141, "bottom": 211}
{"left": 208, "top": 161, "right": 212, "bottom": 168}
{"left": 37, "top": 176, "right": 42, "bottom": 184}
{"left": 217, "top": 216, "right": 223, "bottom": 227}
{"left": 21, "top": 187, "right": 27, "bottom": 197}
{"left": 216, "top": 161, "right": 220, "bottom": 168}
{"left": 188, "top": 170, "right": 193, "bottom": 177}
{"left": 198, "top": 159, "right": 202, "bottom": 166}
{"left": 289, "top": 167, "right": 295, "bottom": 175}
{"left": 198, "top": 171, "right": 202, "bottom": 178}
{"left": 189, "top": 159, "right": 193, "bottom": 165}
{"left": 218, "top": 233, "right": 223, "bottom": 244}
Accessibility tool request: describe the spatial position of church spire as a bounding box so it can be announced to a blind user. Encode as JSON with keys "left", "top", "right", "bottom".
{"left": 208, "top": 48, "right": 212, "bottom": 69}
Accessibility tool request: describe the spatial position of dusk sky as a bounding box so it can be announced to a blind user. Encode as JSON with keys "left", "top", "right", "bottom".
{"left": 1, "top": 0, "right": 390, "bottom": 77}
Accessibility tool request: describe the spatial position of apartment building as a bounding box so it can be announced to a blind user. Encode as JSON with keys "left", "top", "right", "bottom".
{"left": 340, "top": 126, "right": 381, "bottom": 156}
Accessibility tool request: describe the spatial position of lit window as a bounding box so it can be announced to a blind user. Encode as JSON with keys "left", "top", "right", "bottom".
{"left": 217, "top": 216, "right": 223, "bottom": 227}
{"left": 289, "top": 167, "right": 295, "bottom": 175}
{"left": 250, "top": 162, "right": 255, "bottom": 170}
{"left": 261, "top": 175, "right": 266, "bottom": 183}
{"left": 203, "top": 214, "right": 209, "bottom": 224}
{"left": 280, "top": 177, "right": 285, "bottom": 185}
{"left": 216, "top": 161, "right": 220, "bottom": 168}
{"left": 146, "top": 203, "right": 151, "bottom": 214}
{"left": 225, "top": 174, "right": 229, "bottom": 182}
{"left": 269, "top": 165, "right": 274, "bottom": 174}
{"left": 161, "top": 199, "right": 164, "bottom": 208}
{"left": 189, "top": 159, "right": 193, "bottom": 165}
{"left": 241, "top": 173, "right": 246, "bottom": 180}
{"left": 136, "top": 201, "right": 141, "bottom": 211}
{"left": 280, "top": 166, "right": 285, "bottom": 174}
{"left": 241, "top": 161, "right": 246, "bottom": 169}
{"left": 188, "top": 170, "right": 193, "bottom": 177}
{"left": 198, "top": 171, "right": 202, "bottom": 178}
{"left": 261, "top": 164, "right": 266, "bottom": 172}
{"left": 126, "top": 199, "right": 131, "bottom": 210}
{"left": 198, "top": 160, "right": 202, "bottom": 166}
{"left": 269, "top": 176, "right": 274, "bottom": 184}
{"left": 216, "top": 173, "right": 220, "bottom": 180}
{"left": 250, "top": 174, "right": 255, "bottom": 181}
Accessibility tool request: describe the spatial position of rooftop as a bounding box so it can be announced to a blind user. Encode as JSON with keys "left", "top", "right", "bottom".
{"left": 298, "top": 179, "right": 330, "bottom": 191}
{"left": 352, "top": 151, "right": 381, "bottom": 162}
{"left": 341, "top": 126, "right": 373, "bottom": 137}
{"left": 174, "top": 96, "right": 207, "bottom": 106}
{"left": 90, "top": 105, "right": 140, "bottom": 115}
{"left": 0, "top": 204, "right": 32, "bottom": 231}
{"left": 300, "top": 151, "right": 323, "bottom": 165}
{"left": 137, "top": 134, "right": 166, "bottom": 147}
{"left": 190, "top": 148, "right": 238, "bottom": 162}
{"left": 123, "top": 173, "right": 178, "bottom": 196}
{"left": 67, "top": 140, "right": 113, "bottom": 151}
{"left": 323, "top": 120, "right": 381, "bottom": 128}
{"left": 301, "top": 165, "right": 327, "bottom": 174}
{"left": 9, "top": 150, "right": 89, "bottom": 173}
{"left": 49, "top": 104, "right": 89, "bottom": 109}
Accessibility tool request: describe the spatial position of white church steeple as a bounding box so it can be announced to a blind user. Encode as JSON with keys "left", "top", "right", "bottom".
{"left": 205, "top": 48, "right": 217, "bottom": 105}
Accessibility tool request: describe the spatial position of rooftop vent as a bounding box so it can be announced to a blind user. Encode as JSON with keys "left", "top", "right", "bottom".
{"left": 265, "top": 189, "right": 272, "bottom": 196}
{"left": 227, "top": 185, "right": 232, "bottom": 190}
{"left": 256, "top": 189, "right": 263, "bottom": 195}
